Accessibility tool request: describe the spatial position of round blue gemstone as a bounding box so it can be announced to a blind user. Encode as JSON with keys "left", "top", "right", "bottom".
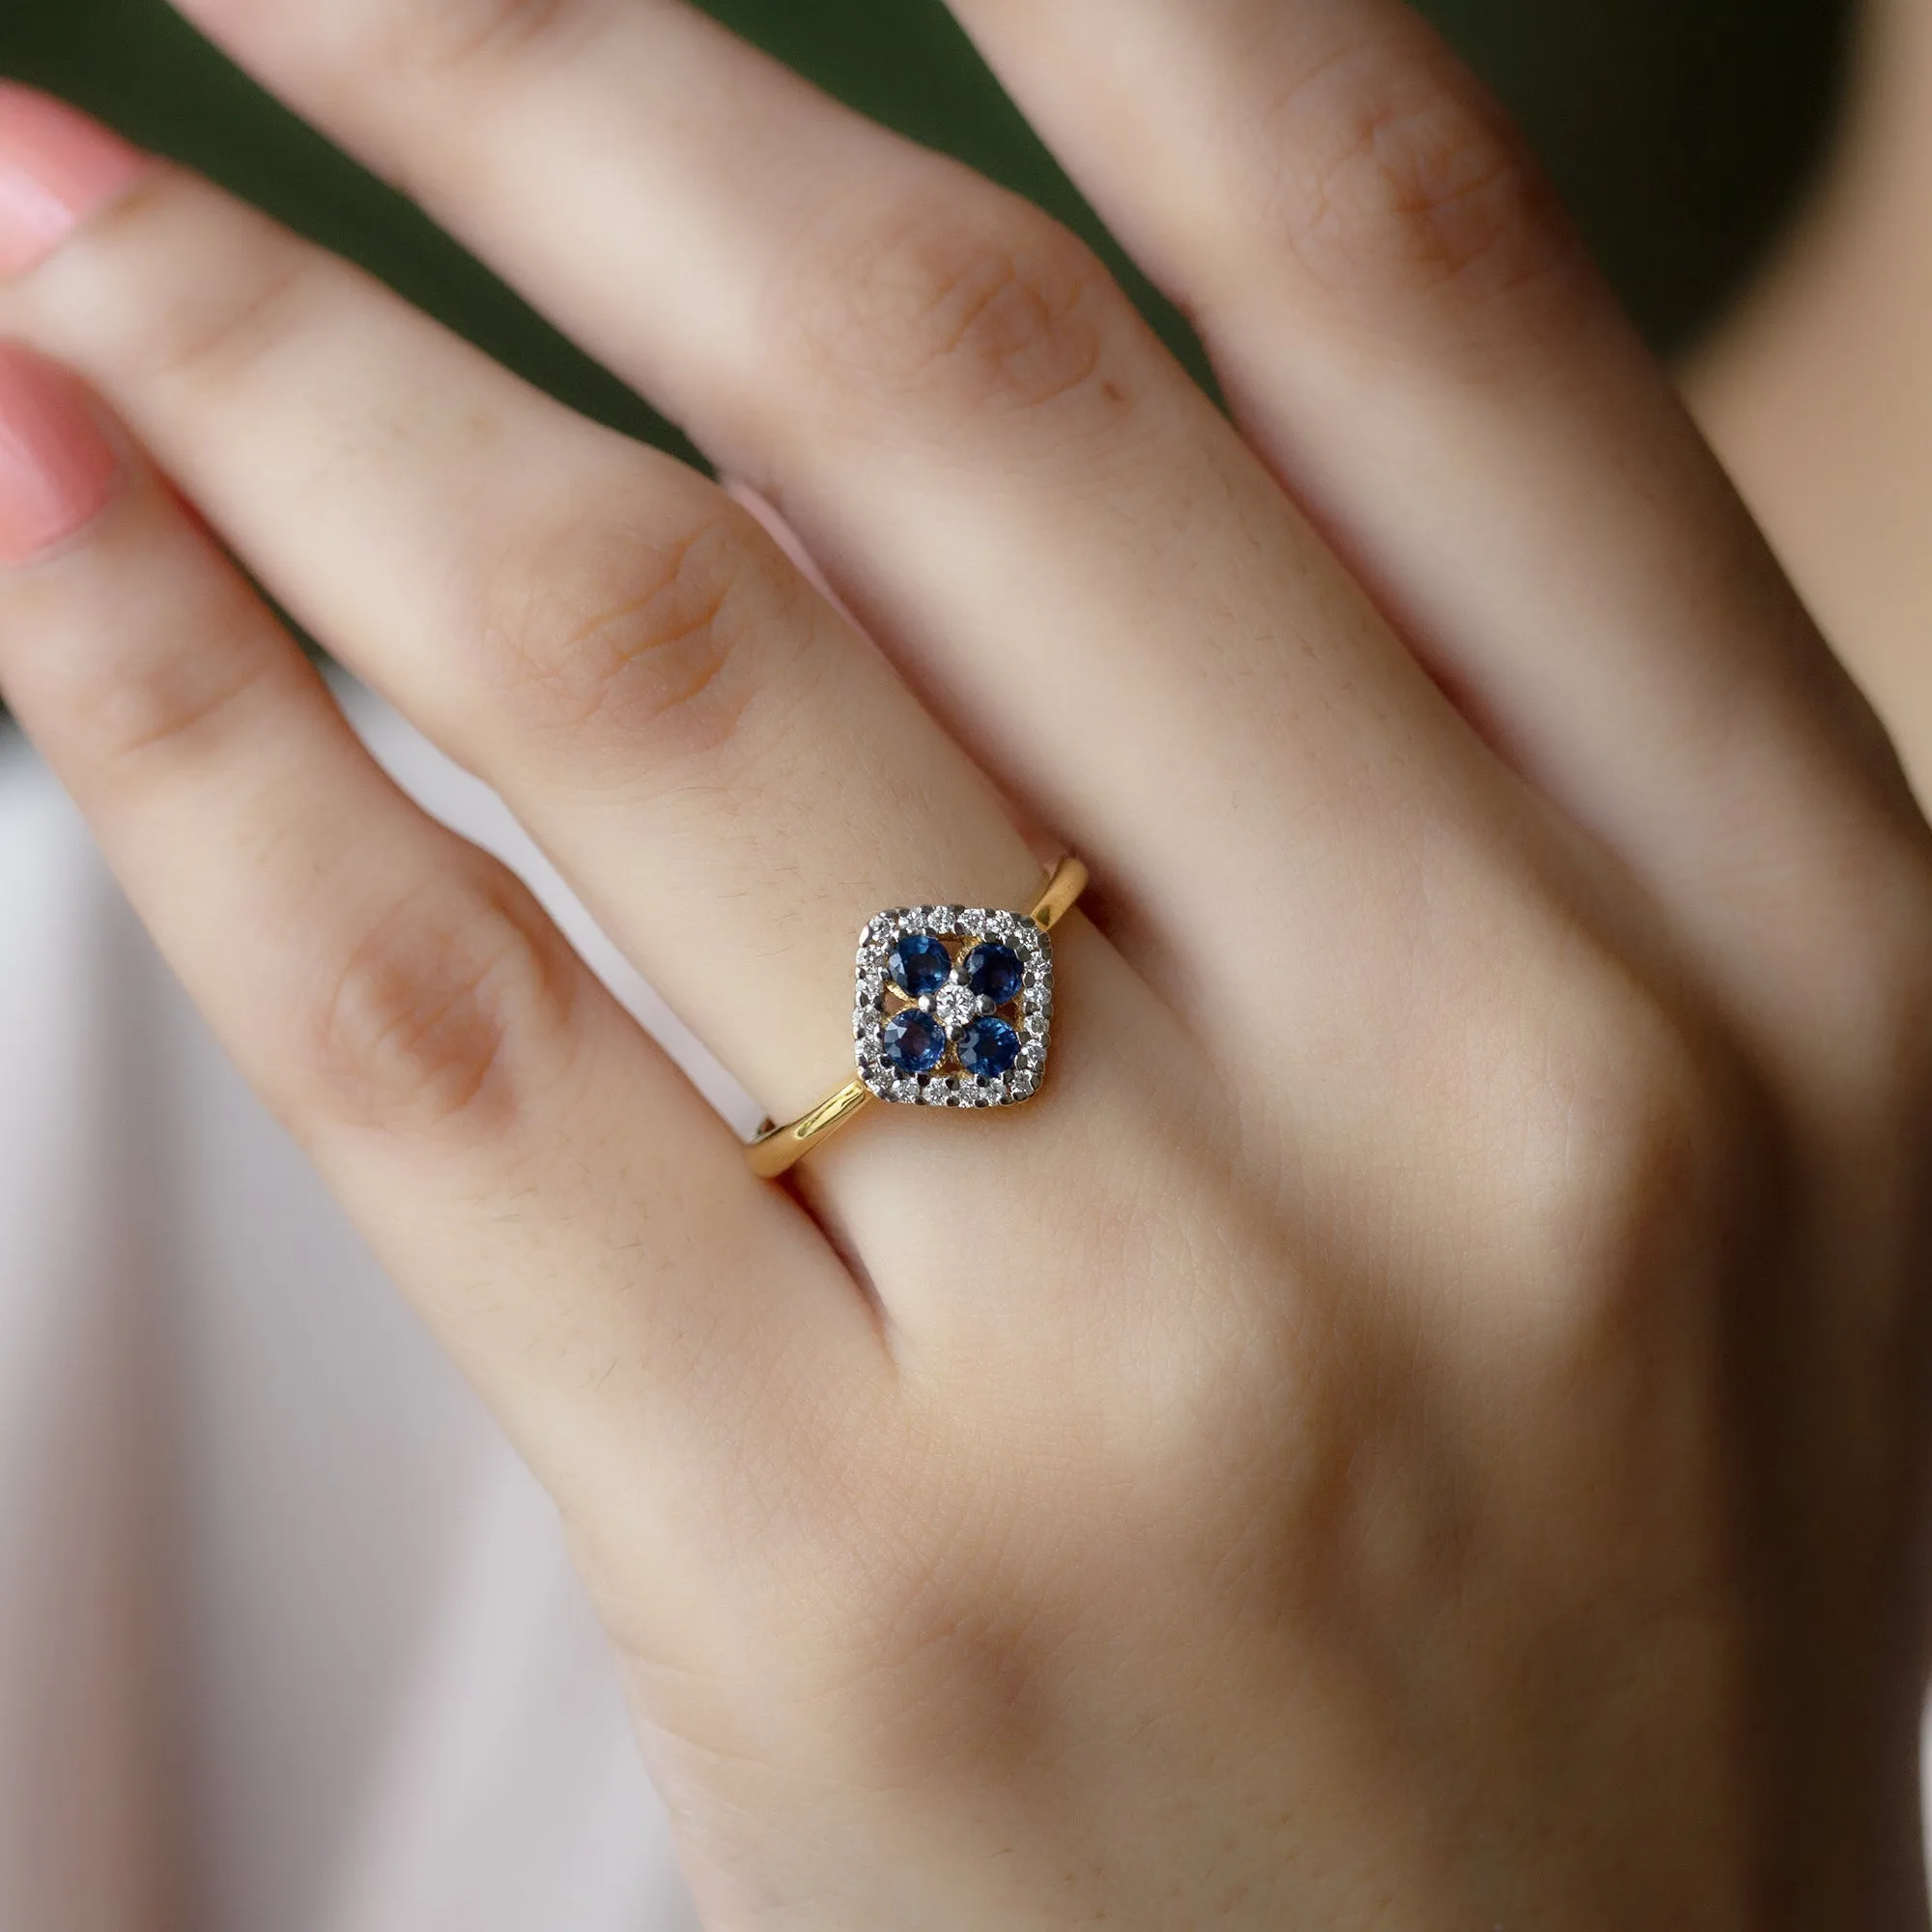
{"left": 955, "top": 1016, "right": 1021, "bottom": 1078}
{"left": 962, "top": 942, "right": 1025, "bottom": 1008}
{"left": 889, "top": 932, "right": 952, "bottom": 1000}
{"left": 882, "top": 1009, "right": 948, "bottom": 1076}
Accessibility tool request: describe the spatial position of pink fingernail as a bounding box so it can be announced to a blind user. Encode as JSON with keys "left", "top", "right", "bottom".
{"left": 0, "top": 84, "right": 153, "bottom": 277}
{"left": 0, "top": 345, "right": 119, "bottom": 563}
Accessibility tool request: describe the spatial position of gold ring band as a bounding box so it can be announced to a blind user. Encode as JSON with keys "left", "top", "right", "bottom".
{"left": 747, "top": 856, "right": 1088, "bottom": 1179}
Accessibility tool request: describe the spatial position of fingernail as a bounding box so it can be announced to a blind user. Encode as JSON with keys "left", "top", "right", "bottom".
{"left": 0, "top": 84, "right": 153, "bottom": 278}
{"left": 0, "top": 346, "right": 119, "bottom": 563}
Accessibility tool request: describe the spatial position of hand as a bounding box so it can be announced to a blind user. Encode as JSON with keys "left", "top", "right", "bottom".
{"left": 2, "top": 3, "right": 1929, "bottom": 1925}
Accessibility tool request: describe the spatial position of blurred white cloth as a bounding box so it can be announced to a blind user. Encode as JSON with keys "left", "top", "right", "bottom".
{"left": 0, "top": 687, "right": 743, "bottom": 1932}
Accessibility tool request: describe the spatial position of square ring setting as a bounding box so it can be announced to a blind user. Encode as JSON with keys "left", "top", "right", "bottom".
{"left": 853, "top": 903, "right": 1055, "bottom": 1108}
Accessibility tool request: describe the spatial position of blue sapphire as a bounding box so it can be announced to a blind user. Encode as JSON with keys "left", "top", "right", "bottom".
{"left": 955, "top": 1016, "right": 1021, "bottom": 1078}
{"left": 962, "top": 942, "right": 1025, "bottom": 1008}
{"left": 882, "top": 1009, "right": 948, "bottom": 1076}
{"left": 889, "top": 932, "right": 952, "bottom": 1000}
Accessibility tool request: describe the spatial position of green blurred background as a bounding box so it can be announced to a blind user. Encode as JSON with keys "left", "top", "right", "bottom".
{"left": 0, "top": 0, "right": 1858, "bottom": 470}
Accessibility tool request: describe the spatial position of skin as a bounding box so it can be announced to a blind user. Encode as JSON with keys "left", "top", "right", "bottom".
{"left": 1, "top": 0, "right": 1931, "bottom": 1924}
{"left": 1694, "top": 0, "right": 1932, "bottom": 803}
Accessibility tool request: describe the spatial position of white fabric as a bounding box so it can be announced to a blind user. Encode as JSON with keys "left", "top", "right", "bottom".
{"left": 0, "top": 689, "right": 735, "bottom": 1931}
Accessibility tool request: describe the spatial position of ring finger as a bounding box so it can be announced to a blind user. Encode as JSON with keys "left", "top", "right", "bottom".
{"left": 0, "top": 95, "right": 1207, "bottom": 1347}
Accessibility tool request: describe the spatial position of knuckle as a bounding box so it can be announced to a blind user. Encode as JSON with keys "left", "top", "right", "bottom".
{"left": 1508, "top": 979, "right": 1746, "bottom": 1293}
{"left": 43, "top": 559, "right": 289, "bottom": 777}
{"left": 1263, "top": 30, "right": 1582, "bottom": 334}
{"left": 307, "top": 862, "right": 582, "bottom": 1141}
{"left": 88, "top": 641, "right": 280, "bottom": 774}
{"left": 123, "top": 217, "right": 321, "bottom": 393}
{"left": 471, "top": 499, "right": 814, "bottom": 775}
{"left": 33, "top": 170, "right": 335, "bottom": 396}
{"left": 781, "top": 186, "right": 1121, "bottom": 420}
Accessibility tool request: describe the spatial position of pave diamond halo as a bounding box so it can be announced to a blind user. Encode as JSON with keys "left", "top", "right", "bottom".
{"left": 749, "top": 857, "right": 1084, "bottom": 1179}
{"left": 855, "top": 900, "right": 1055, "bottom": 1108}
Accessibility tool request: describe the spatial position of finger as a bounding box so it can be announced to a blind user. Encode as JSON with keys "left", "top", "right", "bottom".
{"left": 0, "top": 114, "right": 1066, "bottom": 1135}
{"left": 938, "top": 0, "right": 1932, "bottom": 1008}
{"left": 0, "top": 95, "right": 1225, "bottom": 1380}
{"left": 0, "top": 338, "right": 873, "bottom": 1526}
{"left": 151, "top": 0, "right": 1529, "bottom": 1031}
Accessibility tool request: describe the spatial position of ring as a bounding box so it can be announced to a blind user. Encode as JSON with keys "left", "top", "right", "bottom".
{"left": 746, "top": 857, "right": 1088, "bottom": 1179}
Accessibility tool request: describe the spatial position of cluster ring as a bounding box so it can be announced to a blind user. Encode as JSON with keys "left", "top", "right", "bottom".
{"left": 746, "top": 857, "right": 1087, "bottom": 1179}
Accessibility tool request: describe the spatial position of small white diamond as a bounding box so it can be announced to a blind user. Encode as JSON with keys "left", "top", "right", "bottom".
{"left": 1026, "top": 1012, "right": 1050, "bottom": 1038}
{"left": 985, "top": 910, "right": 1014, "bottom": 938}
{"left": 888, "top": 1079, "right": 917, "bottom": 1104}
{"left": 1009, "top": 1071, "right": 1038, "bottom": 1100}
{"left": 1019, "top": 1042, "right": 1046, "bottom": 1073}
{"left": 920, "top": 1080, "right": 952, "bottom": 1107}
{"left": 933, "top": 983, "right": 978, "bottom": 1032}
{"left": 928, "top": 906, "right": 955, "bottom": 934}
{"left": 961, "top": 907, "right": 989, "bottom": 937}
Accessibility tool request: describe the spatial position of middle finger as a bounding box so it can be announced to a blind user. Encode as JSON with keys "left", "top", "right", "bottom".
{"left": 162, "top": 0, "right": 1527, "bottom": 1032}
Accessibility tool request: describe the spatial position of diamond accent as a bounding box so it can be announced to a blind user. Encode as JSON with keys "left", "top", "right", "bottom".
{"left": 933, "top": 983, "right": 979, "bottom": 1032}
